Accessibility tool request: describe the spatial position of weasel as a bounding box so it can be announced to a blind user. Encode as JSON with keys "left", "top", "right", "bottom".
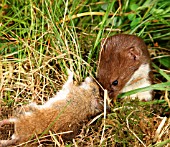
{"left": 0, "top": 71, "right": 103, "bottom": 147}
{"left": 97, "top": 34, "right": 153, "bottom": 102}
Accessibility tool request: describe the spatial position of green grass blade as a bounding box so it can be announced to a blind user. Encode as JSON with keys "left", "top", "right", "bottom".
{"left": 118, "top": 82, "right": 170, "bottom": 98}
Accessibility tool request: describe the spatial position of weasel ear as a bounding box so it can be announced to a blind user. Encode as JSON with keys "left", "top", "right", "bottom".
{"left": 128, "top": 47, "right": 142, "bottom": 60}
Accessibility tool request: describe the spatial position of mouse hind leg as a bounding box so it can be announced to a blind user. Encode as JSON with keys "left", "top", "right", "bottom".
{"left": 0, "top": 120, "right": 18, "bottom": 147}
{"left": 0, "top": 119, "right": 12, "bottom": 128}
{"left": 0, "top": 119, "right": 19, "bottom": 147}
{"left": 0, "top": 138, "right": 19, "bottom": 147}
{"left": 0, "top": 118, "right": 19, "bottom": 147}
{"left": 0, "top": 118, "right": 17, "bottom": 128}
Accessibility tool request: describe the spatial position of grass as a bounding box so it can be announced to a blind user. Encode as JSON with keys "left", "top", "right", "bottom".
{"left": 0, "top": 0, "right": 170, "bottom": 146}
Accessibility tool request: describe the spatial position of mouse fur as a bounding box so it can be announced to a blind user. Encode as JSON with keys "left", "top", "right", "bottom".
{"left": 0, "top": 71, "right": 103, "bottom": 146}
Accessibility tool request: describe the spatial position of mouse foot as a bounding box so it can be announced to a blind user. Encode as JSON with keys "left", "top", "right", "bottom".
{"left": 0, "top": 119, "right": 11, "bottom": 129}
{"left": 0, "top": 139, "right": 18, "bottom": 147}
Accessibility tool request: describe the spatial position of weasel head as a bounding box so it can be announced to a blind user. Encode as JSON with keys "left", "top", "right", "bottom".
{"left": 97, "top": 34, "right": 151, "bottom": 101}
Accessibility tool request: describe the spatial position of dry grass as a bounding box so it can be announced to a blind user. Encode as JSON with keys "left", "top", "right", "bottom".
{"left": 74, "top": 100, "right": 170, "bottom": 147}
{"left": 0, "top": 52, "right": 66, "bottom": 107}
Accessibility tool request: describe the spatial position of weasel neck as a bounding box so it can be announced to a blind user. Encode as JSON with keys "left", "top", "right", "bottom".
{"left": 121, "top": 63, "right": 152, "bottom": 101}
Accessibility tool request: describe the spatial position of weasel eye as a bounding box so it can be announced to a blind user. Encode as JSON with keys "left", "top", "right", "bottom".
{"left": 112, "top": 80, "right": 118, "bottom": 86}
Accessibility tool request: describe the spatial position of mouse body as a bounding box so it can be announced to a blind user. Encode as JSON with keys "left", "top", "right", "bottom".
{"left": 97, "top": 34, "right": 153, "bottom": 102}
{"left": 0, "top": 72, "right": 103, "bottom": 146}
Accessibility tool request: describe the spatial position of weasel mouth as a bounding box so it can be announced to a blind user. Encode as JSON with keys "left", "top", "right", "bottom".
{"left": 108, "top": 90, "right": 114, "bottom": 97}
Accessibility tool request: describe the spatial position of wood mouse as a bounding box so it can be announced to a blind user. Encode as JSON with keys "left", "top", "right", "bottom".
{"left": 97, "top": 34, "right": 153, "bottom": 102}
{"left": 0, "top": 71, "right": 103, "bottom": 147}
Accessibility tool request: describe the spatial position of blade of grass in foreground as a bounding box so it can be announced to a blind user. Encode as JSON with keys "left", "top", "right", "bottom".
{"left": 118, "top": 82, "right": 170, "bottom": 98}
{"left": 150, "top": 139, "right": 170, "bottom": 147}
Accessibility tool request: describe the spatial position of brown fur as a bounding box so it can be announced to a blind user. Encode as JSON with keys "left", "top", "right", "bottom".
{"left": 97, "top": 34, "right": 152, "bottom": 101}
{"left": 0, "top": 73, "right": 103, "bottom": 146}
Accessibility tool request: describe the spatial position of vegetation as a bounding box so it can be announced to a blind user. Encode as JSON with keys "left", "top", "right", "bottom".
{"left": 0, "top": 0, "right": 170, "bottom": 146}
